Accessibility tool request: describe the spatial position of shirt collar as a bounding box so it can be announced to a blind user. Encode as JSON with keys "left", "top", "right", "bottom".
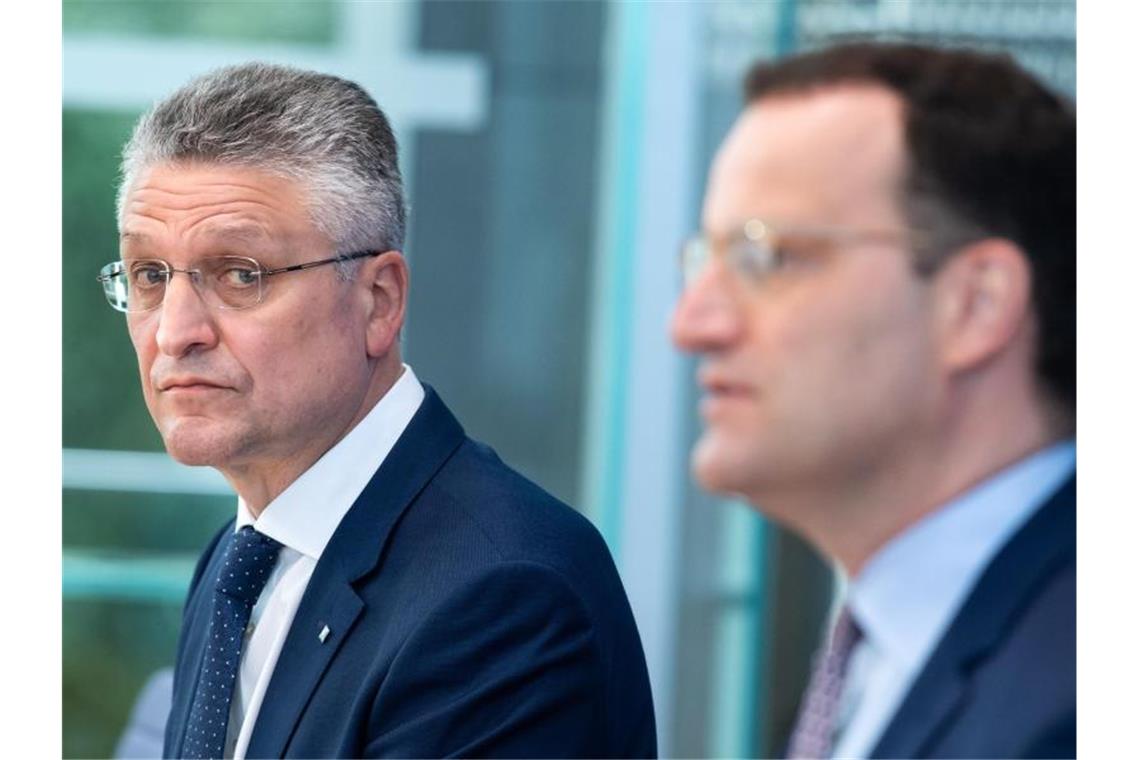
{"left": 236, "top": 364, "right": 426, "bottom": 560}
{"left": 845, "top": 440, "right": 1075, "bottom": 672}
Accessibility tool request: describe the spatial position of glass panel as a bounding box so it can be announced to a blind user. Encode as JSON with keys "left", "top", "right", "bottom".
{"left": 63, "top": 0, "right": 337, "bottom": 46}
{"left": 793, "top": 0, "right": 1076, "bottom": 96}
{"left": 62, "top": 489, "right": 233, "bottom": 757}
{"left": 408, "top": 0, "right": 606, "bottom": 507}
{"left": 63, "top": 599, "right": 184, "bottom": 758}
{"left": 63, "top": 108, "right": 161, "bottom": 452}
{"left": 63, "top": 490, "right": 234, "bottom": 552}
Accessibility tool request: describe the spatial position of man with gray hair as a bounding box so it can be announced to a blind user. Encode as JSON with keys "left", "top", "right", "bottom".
{"left": 99, "top": 62, "right": 656, "bottom": 759}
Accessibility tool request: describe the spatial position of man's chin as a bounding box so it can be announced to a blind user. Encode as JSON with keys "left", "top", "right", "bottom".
{"left": 159, "top": 420, "right": 239, "bottom": 468}
{"left": 691, "top": 434, "right": 752, "bottom": 497}
{"left": 164, "top": 446, "right": 223, "bottom": 467}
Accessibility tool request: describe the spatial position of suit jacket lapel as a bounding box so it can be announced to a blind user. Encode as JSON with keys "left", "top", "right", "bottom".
{"left": 870, "top": 476, "right": 1075, "bottom": 758}
{"left": 245, "top": 386, "right": 466, "bottom": 758}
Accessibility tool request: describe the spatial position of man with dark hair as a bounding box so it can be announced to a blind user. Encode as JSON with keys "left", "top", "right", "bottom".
{"left": 672, "top": 43, "right": 1074, "bottom": 758}
{"left": 99, "top": 62, "right": 656, "bottom": 758}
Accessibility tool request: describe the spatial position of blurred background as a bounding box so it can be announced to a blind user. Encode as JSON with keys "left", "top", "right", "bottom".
{"left": 62, "top": 1, "right": 1075, "bottom": 757}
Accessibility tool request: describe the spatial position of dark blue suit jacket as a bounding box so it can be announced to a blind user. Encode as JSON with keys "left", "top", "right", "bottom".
{"left": 163, "top": 387, "right": 657, "bottom": 758}
{"left": 869, "top": 475, "right": 1076, "bottom": 758}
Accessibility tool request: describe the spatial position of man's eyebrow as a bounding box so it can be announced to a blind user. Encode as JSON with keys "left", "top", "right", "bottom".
{"left": 120, "top": 225, "right": 273, "bottom": 245}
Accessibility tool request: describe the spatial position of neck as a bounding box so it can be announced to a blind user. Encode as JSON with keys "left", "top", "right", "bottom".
{"left": 760, "top": 391, "right": 1062, "bottom": 577}
{"left": 224, "top": 357, "right": 404, "bottom": 517}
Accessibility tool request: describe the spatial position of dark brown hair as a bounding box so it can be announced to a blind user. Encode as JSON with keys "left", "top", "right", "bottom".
{"left": 745, "top": 42, "right": 1075, "bottom": 422}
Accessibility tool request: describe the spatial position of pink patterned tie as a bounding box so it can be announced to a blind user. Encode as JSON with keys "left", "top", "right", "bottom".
{"left": 786, "top": 607, "right": 863, "bottom": 759}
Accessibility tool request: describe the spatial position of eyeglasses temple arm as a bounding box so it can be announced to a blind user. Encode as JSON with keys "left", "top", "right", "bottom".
{"left": 261, "top": 250, "right": 381, "bottom": 277}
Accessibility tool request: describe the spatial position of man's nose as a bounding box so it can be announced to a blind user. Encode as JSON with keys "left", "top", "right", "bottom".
{"left": 154, "top": 273, "right": 220, "bottom": 357}
{"left": 670, "top": 262, "right": 744, "bottom": 354}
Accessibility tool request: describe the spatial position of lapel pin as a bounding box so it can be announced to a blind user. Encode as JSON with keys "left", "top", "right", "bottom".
{"left": 318, "top": 624, "right": 331, "bottom": 643}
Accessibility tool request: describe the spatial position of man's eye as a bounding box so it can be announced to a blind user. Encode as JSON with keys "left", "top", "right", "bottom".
{"left": 218, "top": 266, "right": 260, "bottom": 288}
{"left": 728, "top": 241, "right": 775, "bottom": 279}
{"left": 771, "top": 244, "right": 798, "bottom": 267}
{"left": 131, "top": 265, "right": 166, "bottom": 288}
{"left": 771, "top": 239, "right": 827, "bottom": 270}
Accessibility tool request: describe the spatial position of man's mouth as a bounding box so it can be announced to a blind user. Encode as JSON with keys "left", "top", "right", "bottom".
{"left": 698, "top": 369, "right": 754, "bottom": 399}
{"left": 158, "top": 377, "right": 230, "bottom": 392}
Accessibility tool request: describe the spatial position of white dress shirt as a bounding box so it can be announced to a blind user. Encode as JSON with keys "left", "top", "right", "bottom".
{"left": 829, "top": 440, "right": 1076, "bottom": 759}
{"left": 220, "top": 365, "right": 425, "bottom": 759}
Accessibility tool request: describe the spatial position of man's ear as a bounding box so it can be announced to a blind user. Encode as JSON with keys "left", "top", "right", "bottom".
{"left": 932, "top": 238, "right": 1033, "bottom": 374}
{"left": 361, "top": 250, "right": 408, "bottom": 359}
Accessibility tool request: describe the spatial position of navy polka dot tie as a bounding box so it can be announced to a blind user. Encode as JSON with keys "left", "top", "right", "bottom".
{"left": 786, "top": 607, "right": 863, "bottom": 759}
{"left": 182, "top": 526, "right": 282, "bottom": 759}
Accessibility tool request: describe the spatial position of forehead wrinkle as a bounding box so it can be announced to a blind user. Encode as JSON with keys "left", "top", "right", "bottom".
{"left": 197, "top": 222, "right": 274, "bottom": 244}
{"left": 124, "top": 189, "right": 289, "bottom": 221}
{"left": 130, "top": 169, "right": 295, "bottom": 197}
{"left": 125, "top": 181, "right": 282, "bottom": 227}
{"left": 120, "top": 165, "right": 323, "bottom": 258}
{"left": 124, "top": 170, "right": 301, "bottom": 221}
{"left": 120, "top": 214, "right": 289, "bottom": 263}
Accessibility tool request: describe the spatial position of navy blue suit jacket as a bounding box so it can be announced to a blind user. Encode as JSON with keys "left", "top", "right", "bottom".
{"left": 163, "top": 387, "right": 657, "bottom": 758}
{"left": 869, "top": 475, "right": 1076, "bottom": 758}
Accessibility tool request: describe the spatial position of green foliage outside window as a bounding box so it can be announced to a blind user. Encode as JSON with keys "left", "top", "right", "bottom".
{"left": 64, "top": 0, "right": 336, "bottom": 46}
{"left": 63, "top": 109, "right": 162, "bottom": 452}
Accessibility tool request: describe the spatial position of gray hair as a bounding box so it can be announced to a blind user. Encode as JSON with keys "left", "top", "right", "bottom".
{"left": 117, "top": 62, "right": 406, "bottom": 272}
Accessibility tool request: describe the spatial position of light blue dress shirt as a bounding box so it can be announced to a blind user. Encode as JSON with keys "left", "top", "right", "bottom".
{"left": 829, "top": 440, "right": 1076, "bottom": 759}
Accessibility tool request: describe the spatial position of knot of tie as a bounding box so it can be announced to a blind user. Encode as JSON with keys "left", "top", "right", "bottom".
{"left": 214, "top": 526, "right": 282, "bottom": 605}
